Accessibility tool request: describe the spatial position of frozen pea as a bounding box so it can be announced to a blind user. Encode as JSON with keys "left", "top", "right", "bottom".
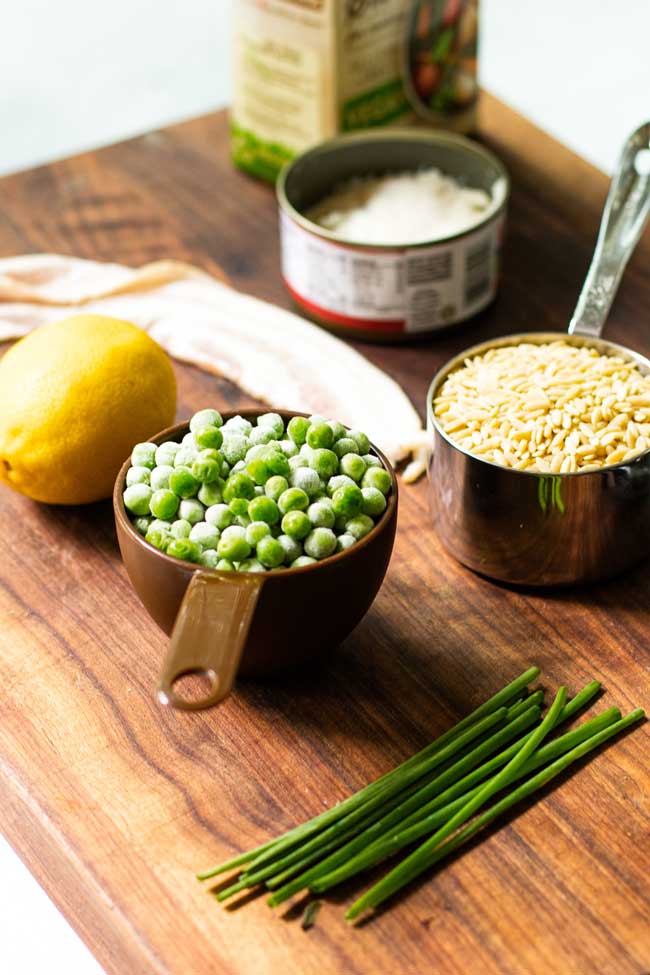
{"left": 309, "top": 448, "right": 339, "bottom": 480}
{"left": 131, "top": 442, "right": 156, "bottom": 469}
{"left": 336, "top": 533, "right": 357, "bottom": 553}
{"left": 198, "top": 479, "right": 224, "bottom": 507}
{"left": 190, "top": 522, "right": 221, "bottom": 550}
{"left": 178, "top": 498, "right": 205, "bottom": 525}
{"left": 229, "top": 497, "right": 250, "bottom": 518}
{"left": 277, "top": 534, "right": 301, "bottom": 563}
{"left": 307, "top": 500, "right": 336, "bottom": 529}
{"left": 287, "top": 415, "right": 310, "bottom": 446}
{"left": 248, "top": 495, "right": 281, "bottom": 525}
{"left": 246, "top": 457, "right": 271, "bottom": 485}
{"left": 249, "top": 425, "right": 275, "bottom": 447}
{"left": 279, "top": 439, "right": 299, "bottom": 458}
{"left": 291, "top": 555, "right": 317, "bottom": 568}
{"left": 182, "top": 432, "right": 197, "bottom": 448}
{"left": 345, "top": 514, "right": 374, "bottom": 540}
{"left": 253, "top": 485, "right": 264, "bottom": 496}
{"left": 216, "top": 558, "right": 235, "bottom": 571}
{"left": 261, "top": 446, "right": 290, "bottom": 477}
{"left": 218, "top": 525, "right": 251, "bottom": 562}
{"left": 245, "top": 444, "right": 267, "bottom": 463}
{"left": 238, "top": 558, "right": 267, "bottom": 573}
{"left": 264, "top": 474, "right": 289, "bottom": 501}
{"left": 327, "top": 420, "right": 347, "bottom": 442}
{"left": 149, "top": 518, "right": 172, "bottom": 532}
{"left": 222, "top": 415, "right": 252, "bottom": 436}
{"left": 150, "top": 464, "right": 173, "bottom": 491}
{"left": 169, "top": 467, "right": 199, "bottom": 499}
{"left": 361, "top": 486, "right": 387, "bottom": 517}
{"left": 308, "top": 414, "right": 327, "bottom": 426}
{"left": 340, "top": 453, "right": 366, "bottom": 482}
{"left": 281, "top": 510, "right": 312, "bottom": 540}
{"left": 333, "top": 437, "right": 359, "bottom": 458}
{"left": 362, "top": 466, "right": 392, "bottom": 495}
{"left": 155, "top": 441, "right": 180, "bottom": 467}
{"left": 289, "top": 466, "right": 322, "bottom": 497}
{"left": 362, "top": 453, "right": 382, "bottom": 468}
{"left": 199, "top": 549, "right": 221, "bottom": 569}
{"left": 133, "top": 515, "right": 152, "bottom": 535}
{"left": 304, "top": 527, "right": 337, "bottom": 560}
{"left": 300, "top": 443, "right": 315, "bottom": 458}
{"left": 332, "top": 484, "right": 363, "bottom": 518}
{"left": 174, "top": 446, "right": 197, "bottom": 468}
{"left": 235, "top": 514, "right": 251, "bottom": 529}
{"left": 231, "top": 460, "right": 246, "bottom": 474}
{"left": 126, "top": 465, "right": 151, "bottom": 487}
{"left": 123, "top": 483, "right": 153, "bottom": 515}
{"left": 221, "top": 434, "right": 249, "bottom": 465}
{"left": 288, "top": 454, "right": 309, "bottom": 472}
{"left": 278, "top": 487, "right": 309, "bottom": 514}
{"left": 223, "top": 472, "right": 256, "bottom": 502}
{"left": 190, "top": 408, "right": 223, "bottom": 431}
{"left": 195, "top": 425, "right": 224, "bottom": 451}
{"left": 166, "top": 538, "right": 201, "bottom": 562}
{"left": 192, "top": 450, "right": 223, "bottom": 483}
{"left": 257, "top": 412, "right": 285, "bottom": 438}
{"left": 171, "top": 518, "right": 192, "bottom": 539}
{"left": 145, "top": 525, "right": 171, "bottom": 551}
{"left": 327, "top": 474, "right": 356, "bottom": 496}
{"left": 256, "top": 535, "right": 285, "bottom": 568}
{"left": 347, "top": 429, "right": 371, "bottom": 454}
{"left": 205, "top": 503, "right": 233, "bottom": 530}
{"left": 150, "top": 489, "right": 180, "bottom": 521}
{"left": 246, "top": 521, "right": 271, "bottom": 546}
{"left": 306, "top": 422, "right": 334, "bottom": 450}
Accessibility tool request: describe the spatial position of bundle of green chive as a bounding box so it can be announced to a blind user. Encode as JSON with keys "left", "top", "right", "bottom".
{"left": 198, "top": 668, "right": 643, "bottom": 923}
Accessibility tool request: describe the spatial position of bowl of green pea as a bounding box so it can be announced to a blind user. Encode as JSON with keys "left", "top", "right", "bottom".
{"left": 114, "top": 408, "right": 398, "bottom": 710}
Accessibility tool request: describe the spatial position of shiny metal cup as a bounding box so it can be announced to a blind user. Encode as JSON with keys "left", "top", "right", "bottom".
{"left": 427, "top": 123, "right": 650, "bottom": 587}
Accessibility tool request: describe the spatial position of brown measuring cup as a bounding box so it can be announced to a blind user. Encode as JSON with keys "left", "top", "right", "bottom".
{"left": 114, "top": 411, "right": 398, "bottom": 709}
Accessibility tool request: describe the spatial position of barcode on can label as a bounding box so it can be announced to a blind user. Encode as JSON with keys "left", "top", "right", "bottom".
{"left": 464, "top": 239, "right": 492, "bottom": 305}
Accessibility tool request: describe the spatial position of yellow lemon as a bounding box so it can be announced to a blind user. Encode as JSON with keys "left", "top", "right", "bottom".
{"left": 0, "top": 314, "right": 176, "bottom": 504}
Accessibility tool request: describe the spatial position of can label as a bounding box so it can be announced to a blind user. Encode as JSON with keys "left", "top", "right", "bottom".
{"left": 280, "top": 209, "right": 503, "bottom": 334}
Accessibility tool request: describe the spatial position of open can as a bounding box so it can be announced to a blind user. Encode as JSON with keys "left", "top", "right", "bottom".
{"left": 277, "top": 129, "right": 509, "bottom": 342}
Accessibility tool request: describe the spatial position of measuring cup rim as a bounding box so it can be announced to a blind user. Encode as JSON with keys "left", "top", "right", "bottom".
{"left": 113, "top": 411, "right": 399, "bottom": 576}
{"left": 426, "top": 330, "right": 650, "bottom": 478}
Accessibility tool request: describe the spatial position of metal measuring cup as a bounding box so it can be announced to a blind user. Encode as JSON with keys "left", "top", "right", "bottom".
{"left": 426, "top": 123, "right": 650, "bottom": 586}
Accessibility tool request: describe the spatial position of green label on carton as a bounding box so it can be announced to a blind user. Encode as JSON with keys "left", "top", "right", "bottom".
{"left": 341, "top": 80, "right": 410, "bottom": 132}
{"left": 231, "top": 122, "right": 295, "bottom": 182}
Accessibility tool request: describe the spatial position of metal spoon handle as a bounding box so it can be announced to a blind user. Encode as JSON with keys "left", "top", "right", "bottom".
{"left": 569, "top": 122, "right": 650, "bottom": 339}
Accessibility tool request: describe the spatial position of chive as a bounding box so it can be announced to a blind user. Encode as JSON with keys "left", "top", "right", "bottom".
{"left": 311, "top": 706, "right": 621, "bottom": 893}
{"left": 301, "top": 900, "right": 322, "bottom": 930}
{"left": 197, "top": 668, "right": 539, "bottom": 881}
{"left": 346, "top": 708, "right": 644, "bottom": 920}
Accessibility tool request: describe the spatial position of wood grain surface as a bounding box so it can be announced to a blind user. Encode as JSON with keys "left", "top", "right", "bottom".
{"left": 1, "top": 95, "right": 650, "bottom": 975}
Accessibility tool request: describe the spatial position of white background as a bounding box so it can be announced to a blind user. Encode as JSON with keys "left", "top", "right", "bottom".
{"left": 1, "top": 2, "right": 649, "bottom": 972}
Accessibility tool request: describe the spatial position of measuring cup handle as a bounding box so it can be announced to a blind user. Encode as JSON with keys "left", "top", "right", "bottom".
{"left": 158, "top": 571, "right": 264, "bottom": 710}
{"left": 569, "top": 122, "right": 650, "bottom": 339}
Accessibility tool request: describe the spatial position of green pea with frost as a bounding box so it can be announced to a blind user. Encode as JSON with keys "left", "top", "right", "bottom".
{"left": 231, "top": 460, "right": 246, "bottom": 474}
{"left": 327, "top": 474, "right": 356, "bottom": 496}
{"left": 218, "top": 525, "right": 251, "bottom": 562}
{"left": 246, "top": 457, "right": 271, "bottom": 485}
{"left": 126, "top": 465, "right": 151, "bottom": 487}
{"left": 257, "top": 412, "right": 285, "bottom": 438}
{"left": 290, "top": 467, "right": 322, "bottom": 497}
{"left": 229, "top": 498, "right": 250, "bottom": 517}
{"left": 155, "top": 441, "right": 180, "bottom": 467}
{"left": 287, "top": 415, "right": 310, "bottom": 446}
{"left": 238, "top": 558, "right": 267, "bottom": 573}
{"left": 150, "top": 489, "right": 179, "bottom": 521}
{"left": 145, "top": 525, "right": 171, "bottom": 551}
{"left": 277, "top": 534, "right": 301, "bottom": 563}
{"left": 278, "top": 487, "right": 309, "bottom": 514}
{"left": 362, "top": 466, "right": 392, "bottom": 496}
{"left": 171, "top": 519, "right": 192, "bottom": 539}
{"left": 248, "top": 425, "right": 275, "bottom": 447}
{"left": 262, "top": 447, "right": 290, "bottom": 477}
{"left": 327, "top": 420, "right": 347, "bottom": 442}
{"left": 195, "top": 425, "right": 223, "bottom": 451}
{"left": 178, "top": 498, "right": 205, "bottom": 525}
{"left": 246, "top": 521, "right": 271, "bottom": 546}
{"left": 345, "top": 514, "right": 374, "bottom": 540}
{"left": 192, "top": 449, "right": 223, "bottom": 483}
{"left": 308, "top": 414, "right": 326, "bottom": 426}
{"left": 333, "top": 437, "right": 359, "bottom": 458}
{"left": 336, "top": 533, "right": 356, "bottom": 552}
{"left": 340, "top": 453, "right": 366, "bottom": 482}
{"left": 281, "top": 510, "right": 311, "bottom": 540}
{"left": 199, "top": 549, "right": 221, "bottom": 569}
{"left": 216, "top": 558, "right": 235, "bottom": 571}
{"left": 248, "top": 495, "right": 281, "bottom": 525}
{"left": 133, "top": 515, "right": 152, "bottom": 535}
{"left": 223, "top": 472, "right": 256, "bottom": 502}
{"left": 347, "top": 429, "right": 371, "bottom": 454}
{"left": 361, "top": 486, "right": 387, "bottom": 517}
{"left": 288, "top": 455, "right": 308, "bottom": 472}
{"left": 189, "top": 522, "right": 221, "bottom": 550}
{"left": 198, "top": 479, "right": 224, "bottom": 507}
{"left": 222, "top": 415, "right": 251, "bottom": 436}
{"left": 190, "top": 408, "right": 223, "bottom": 431}
{"left": 150, "top": 464, "right": 173, "bottom": 490}
{"left": 306, "top": 422, "right": 334, "bottom": 449}
{"left": 362, "top": 453, "right": 382, "bottom": 468}
{"left": 307, "top": 500, "right": 335, "bottom": 529}
{"left": 221, "top": 434, "right": 248, "bottom": 465}
{"left": 291, "top": 555, "right": 317, "bottom": 568}
{"left": 309, "top": 448, "right": 339, "bottom": 480}
{"left": 304, "top": 527, "right": 337, "bottom": 560}
{"left": 205, "top": 504, "right": 233, "bottom": 530}
{"left": 235, "top": 514, "right": 251, "bottom": 528}
{"left": 149, "top": 518, "right": 172, "bottom": 532}
{"left": 256, "top": 535, "right": 285, "bottom": 568}
{"left": 123, "top": 483, "right": 153, "bottom": 515}
{"left": 167, "top": 538, "right": 201, "bottom": 562}
{"left": 262, "top": 478, "right": 286, "bottom": 505}
{"left": 182, "top": 432, "right": 197, "bottom": 448}
{"left": 279, "top": 439, "right": 298, "bottom": 457}
{"left": 174, "top": 446, "right": 197, "bottom": 468}
{"left": 169, "top": 467, "right": 199, "bottom": 499}
{"left": 332, "top": 484, "right": 363, "bottom": 518}
{"left": 131, "top": 442, "right": 157, "bottom": 469}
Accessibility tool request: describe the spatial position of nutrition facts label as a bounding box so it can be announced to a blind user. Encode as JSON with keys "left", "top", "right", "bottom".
{"left": 280, "top": 211, "right": 503, "bottom": 332}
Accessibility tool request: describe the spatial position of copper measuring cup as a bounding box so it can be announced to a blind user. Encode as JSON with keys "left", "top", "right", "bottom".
{"left": 427, "top": 123, "right": 650, "bottom": 586}
{"left": 114, "top": 412, "right": 398, "bottom": 709}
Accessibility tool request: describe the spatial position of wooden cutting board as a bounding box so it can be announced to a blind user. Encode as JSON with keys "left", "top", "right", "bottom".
{"left": 1, "top": 96, "right": 650, "bottom": 975}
